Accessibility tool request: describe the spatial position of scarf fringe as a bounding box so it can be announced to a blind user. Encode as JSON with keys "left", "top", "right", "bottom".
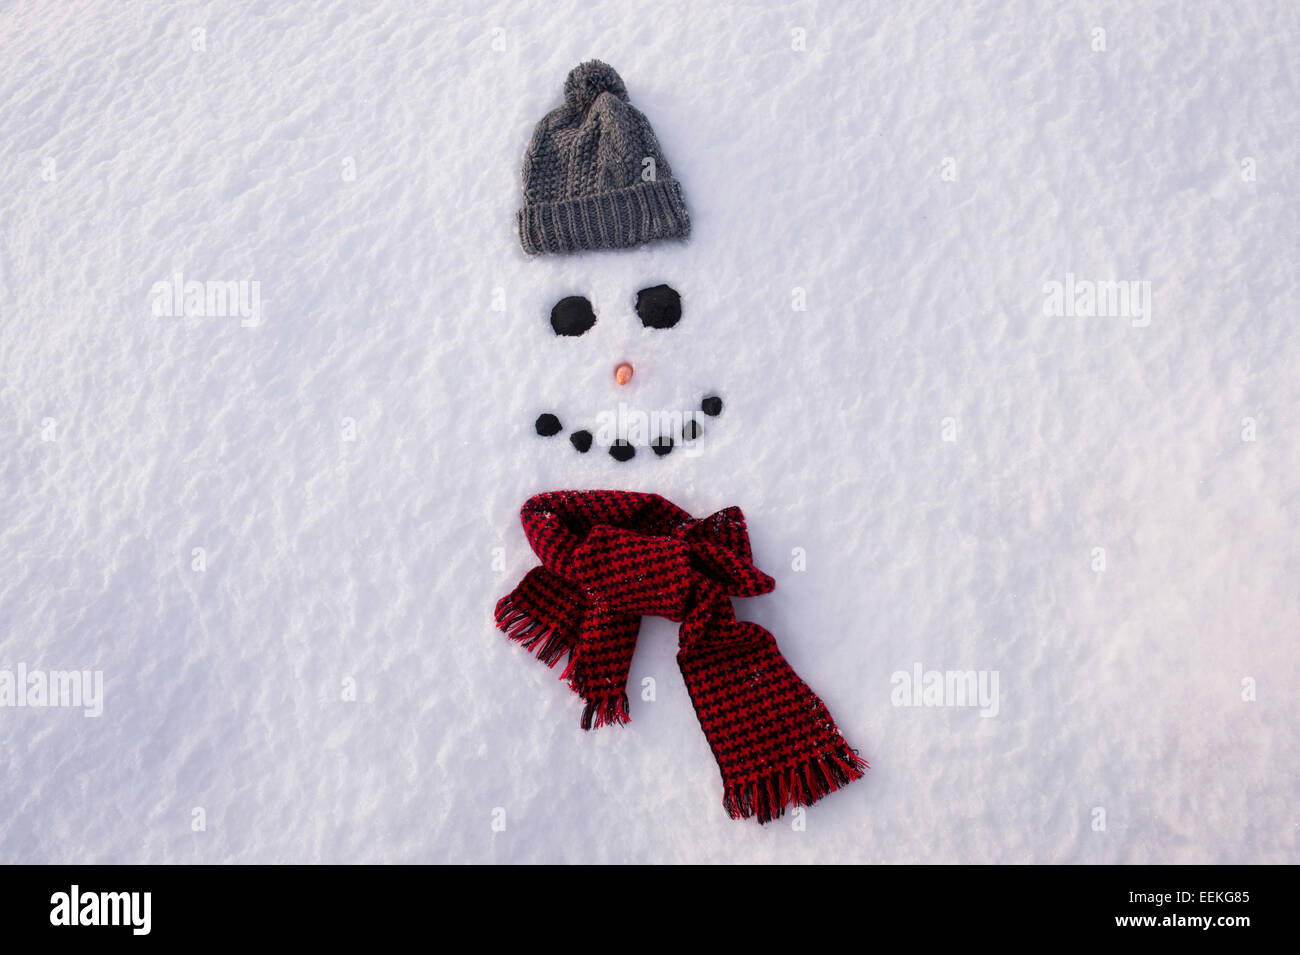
{"left": 580, "top": 692, "right": 631, "bottom": 730}
{"left": 723, "top": 744, "right": 869, "bottom": 824}
{"left": 495, "top": 596, "right": 572, "bottom": 669}
{"left": 559, "top": 654, "right": 579, "bottom": 684}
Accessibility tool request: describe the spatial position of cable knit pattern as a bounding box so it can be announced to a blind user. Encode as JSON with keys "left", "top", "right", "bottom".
{"left": 518, "top": 60, "right": 692, "bottom": 255}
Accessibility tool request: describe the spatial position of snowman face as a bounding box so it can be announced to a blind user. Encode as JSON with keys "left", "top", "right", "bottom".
{"left": 532, "top": 283, "right": 724, "bottom": 461}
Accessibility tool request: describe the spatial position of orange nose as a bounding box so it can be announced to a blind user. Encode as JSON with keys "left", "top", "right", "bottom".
{"left": 614, "top": 362, "right": 634, "bottom": 386}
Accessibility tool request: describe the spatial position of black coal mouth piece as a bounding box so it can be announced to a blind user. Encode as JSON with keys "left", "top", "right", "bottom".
{"left": 534, "top": 395, "right": 724, "bottom": 462}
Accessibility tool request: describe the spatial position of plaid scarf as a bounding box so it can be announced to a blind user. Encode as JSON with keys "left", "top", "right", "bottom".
{"left": 494, "top": 490, "right": 867, "bottom": 823}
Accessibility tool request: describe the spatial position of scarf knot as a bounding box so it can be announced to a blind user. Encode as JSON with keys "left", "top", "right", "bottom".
{"left": 494, "top": 490, "right": 867, "bottom": 823}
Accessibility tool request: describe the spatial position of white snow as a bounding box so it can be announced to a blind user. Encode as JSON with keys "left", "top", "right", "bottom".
{"left": 1, "top": 0, "right": 1296, "bottom": 863}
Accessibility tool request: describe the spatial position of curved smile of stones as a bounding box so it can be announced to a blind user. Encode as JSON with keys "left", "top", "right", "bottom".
{"left": 535, "top": 395, "right": 724, "bottom": 462}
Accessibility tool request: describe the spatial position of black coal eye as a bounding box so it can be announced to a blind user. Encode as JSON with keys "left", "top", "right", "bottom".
{"left": 550, "top": 296, "right": 596, "bottom": 336}
{"left": 635, "top": 284, "right": 681, "bottom": 329}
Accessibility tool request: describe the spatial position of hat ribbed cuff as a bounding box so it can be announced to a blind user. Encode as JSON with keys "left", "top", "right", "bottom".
{"left": 518, "top": 178, "right": 691, "bottom": 256}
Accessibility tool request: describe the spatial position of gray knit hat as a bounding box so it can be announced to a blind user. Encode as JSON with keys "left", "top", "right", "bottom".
{"left": 518, "top": 60, "right": 691, "bottom": 255}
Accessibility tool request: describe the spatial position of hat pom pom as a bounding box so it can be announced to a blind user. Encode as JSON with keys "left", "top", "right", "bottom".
{"left": 564, "top": 60, "right": 629, "bottom": 112}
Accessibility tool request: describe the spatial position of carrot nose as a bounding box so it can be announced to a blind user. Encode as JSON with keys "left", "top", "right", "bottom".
{"left": 614, "top": 362, "right": 634, "bottom": 386}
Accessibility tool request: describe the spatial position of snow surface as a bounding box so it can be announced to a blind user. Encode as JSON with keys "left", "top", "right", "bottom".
{"left": 1, "top": 0, "right": 1297, "bottom": 864}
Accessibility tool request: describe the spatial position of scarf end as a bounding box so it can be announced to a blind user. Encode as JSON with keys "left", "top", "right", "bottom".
{"left": 580, "top": 691, "right": 631, "bottom": 730}
{"left": 494, "top": 595, "right": 573, "bottom": 669}
{"left": 723, "top": 743, "right": 869, "bottom": 824}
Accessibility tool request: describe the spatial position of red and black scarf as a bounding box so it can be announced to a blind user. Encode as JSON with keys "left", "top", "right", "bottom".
{"left": 494, "top": 490, "right": 867, "bottom": 823}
